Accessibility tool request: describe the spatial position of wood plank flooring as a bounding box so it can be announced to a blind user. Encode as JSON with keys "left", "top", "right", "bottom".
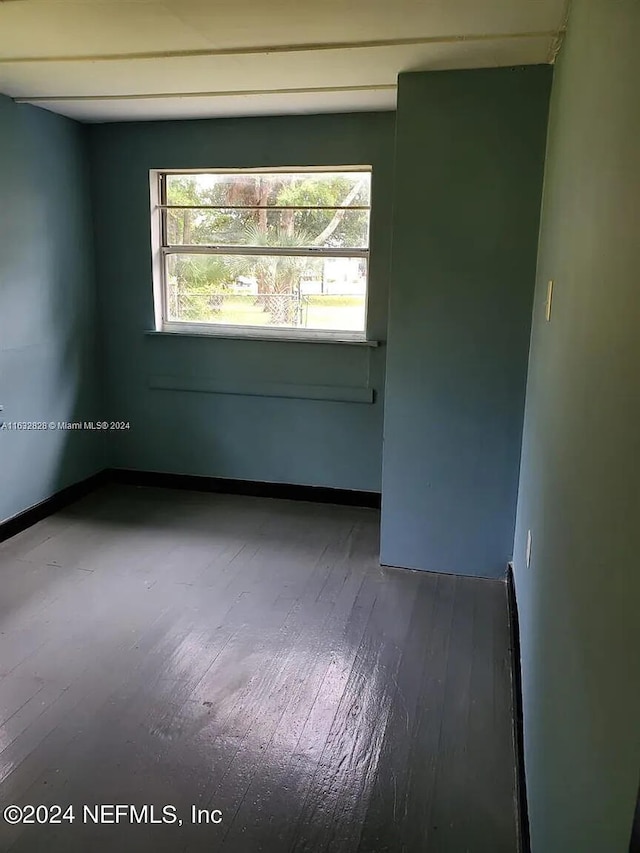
{"left": 0, "top": 485, "right": 518, "bottom": 852}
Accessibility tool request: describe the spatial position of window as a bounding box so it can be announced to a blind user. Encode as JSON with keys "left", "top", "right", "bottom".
{"left": 150, "top": 167, "right": 372, "bottom": 341}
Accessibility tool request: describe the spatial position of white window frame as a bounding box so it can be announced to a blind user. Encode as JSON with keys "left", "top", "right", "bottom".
{"left": 149, "top": 166, "right": 373, "bottom": 344}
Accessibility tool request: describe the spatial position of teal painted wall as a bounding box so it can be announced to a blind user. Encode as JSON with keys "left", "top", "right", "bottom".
{"left": 381, "top": 67, "right": 552, "bottom": 578}
{"left": 0, "top": 96, "right": 102, "bottom": 524}
{"left": 512, "top": 2, "right": 640, "bottom": 850}
{"left": 88, "top": 112, "right": 395, "bottom": 491}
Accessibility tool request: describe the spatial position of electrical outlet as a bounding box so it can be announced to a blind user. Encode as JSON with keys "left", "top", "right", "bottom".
{"left": 525, "top": 530, "right": 532, "bottom": 568}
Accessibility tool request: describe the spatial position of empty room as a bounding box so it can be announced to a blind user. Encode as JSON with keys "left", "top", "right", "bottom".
{"left": 1, "top": 0, "right": 638, "bottom": 851}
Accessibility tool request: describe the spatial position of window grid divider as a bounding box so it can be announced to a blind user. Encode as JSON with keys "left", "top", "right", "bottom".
{"left": 161, "top": 245, "right": 369, "bottom": 258}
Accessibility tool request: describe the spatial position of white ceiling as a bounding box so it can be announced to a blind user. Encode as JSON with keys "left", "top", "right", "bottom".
{"left": 0, "top": 0, "right": 568, "bottom": 122}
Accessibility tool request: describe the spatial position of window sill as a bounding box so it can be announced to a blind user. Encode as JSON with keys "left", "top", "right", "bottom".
{"left": 145, "top": 326, "right": 380, "bottom": 347}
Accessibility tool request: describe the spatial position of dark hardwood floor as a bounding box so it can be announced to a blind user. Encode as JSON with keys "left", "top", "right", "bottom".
{"left": 0, "top": 485, "right": 518, "bottom": 852}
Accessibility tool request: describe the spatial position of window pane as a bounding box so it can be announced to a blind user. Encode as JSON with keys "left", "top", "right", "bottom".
{"left": 165, "top": 206, "right": 369, "bottom": 249}
{"left": 166, "top": 171, "right": 370, "bottom": 209}
{"left": 165, "top": 253, "right": 366, "bottom": 332}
